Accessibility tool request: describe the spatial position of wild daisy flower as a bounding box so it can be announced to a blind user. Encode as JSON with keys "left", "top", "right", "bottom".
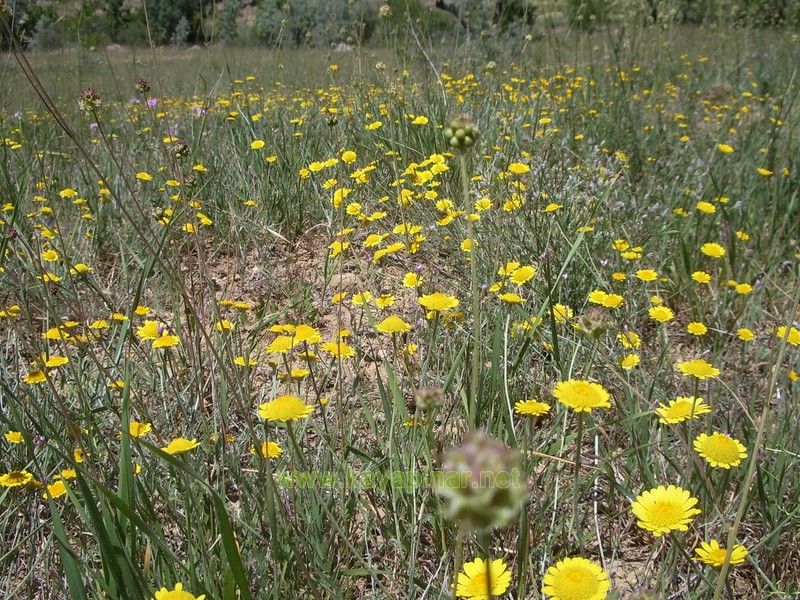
{"left": 552, "top": 380, "right": 611, "bottom": 412}
{"left": 693, "top": 432, "right": 748, "bottom": 468}
{"left": 375, "top": 315, "right": 413, "bottom": 334}
{"left": 514, "top": 399, "right": 551, "bottom": 417}
{"left": 161, "top": 437, "right": 200, "bottom": 455}
{"left": 655, "top": 396, "right": 711, "bottom": 424}
{"left": 419, "top": 292, "right": 459, "bottom": 312}
{"left": 128, "top": 421, "right": 152, "bottom": 438}
{"left": 257, "top": 395, "right": 314, "bottom": 422}
{"left": 43, "top": 480, "right": 67, "bottom": 499}
{"left": 648, "top": 306, "right": 674, "bottom": 323}
{"left": 0, "top": 470, "right": 34, "bottom": 487}
{"left": 542, "top": 556, "right": 610, "bottom": 600}
{"left": 776, "top": 325, "right": 800, "bottom": 346}
{"left": 152, "top": 583, "right": 206, "bottom": 600}
{"left": 631, "top": 485, "right": 701, "bottom": 536}
{"left": 693, "top": 540, "right": 748, "bottom": 568}
{"left": 676, "top": 358, "right": 720, "bottom": 379}
{"left": 700, "top": 242, "right": 726, "bottom": 258}
{"left": 250, "top": 441, "right": 283, "bottom": 459}
{"left": 455, "top": 557, "right": 511, "bottom": 599}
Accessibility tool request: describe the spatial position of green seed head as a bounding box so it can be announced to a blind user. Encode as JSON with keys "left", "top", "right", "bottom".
{"left": 445, "top": 116, "right": 479, "bottom": 152}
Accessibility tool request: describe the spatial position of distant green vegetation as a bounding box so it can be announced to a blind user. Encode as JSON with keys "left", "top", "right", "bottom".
{"left": 4, "top": 0, "right": 800, "bottom": 52}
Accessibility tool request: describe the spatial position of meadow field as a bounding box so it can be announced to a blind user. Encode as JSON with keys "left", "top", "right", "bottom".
{"left": 1, "top": 24, "right": 800, "bottom": 600}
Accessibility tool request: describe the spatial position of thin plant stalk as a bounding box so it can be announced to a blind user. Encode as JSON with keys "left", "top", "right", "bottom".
{"left": 459, "top": 152, "right": 480, "bottom": 431}
{"left": 571, "top": 412, "right": 585, "bottom": 546}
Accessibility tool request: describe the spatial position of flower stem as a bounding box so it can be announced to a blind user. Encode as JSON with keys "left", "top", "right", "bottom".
{"left": 572, "top": 412, "right": 585, "bottom": 546}
{"left": 459, "top": 153, "right": 480, "bottom": 431}
{"left": 285, "top": 422, "right": 308, "bottom": 472}
{"left": 480, "top": 529, "right": 493, "bottom": 599}
{"left": 453, "top": 527, "right": 464, "bottom": 598}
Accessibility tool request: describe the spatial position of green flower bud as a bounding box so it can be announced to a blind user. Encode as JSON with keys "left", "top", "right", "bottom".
{"left": 444, "top": 115, "right": 479, "bottom": 152}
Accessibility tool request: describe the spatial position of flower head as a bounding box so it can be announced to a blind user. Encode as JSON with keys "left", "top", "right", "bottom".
{"left": 776, "top": 325, "right": 800, "bottom": 346}
{"left": 700, "top": 243, "right": 726, "bottom": 258}
{"left": 257, "top": 395, "right": 313, "bottom": 422}
{"left": 250, "top": 441, "right": 283, "bottom": 459}
{"left": 693, "top": 432, "right": 747, "bottom": 468}
{"left": 542, "top": 556, "right": 610, "bottom": 600}
{"left": 455, "top": 557, "right": 511, "bottom": 599}
{"left": 0, "top": 470, "right": 34, "bottom": 487}
{"left": 687, "top": 322, "right": 708, "bottom": 336}
{"left": 153, "top": 583, "right": 206, "bottom": 600}
{"left": 4, "top": 431, "right": 23, "bottom": 444}
{"left": 648, "top": 306, "right": 674, "bottom": 323}
{"left": 693, "top": 540, "right": 748, "bottom": 568}
{"left": 514, "top": 399, "right": 551, "bottom": 417}
{"left": 43, "top": 480, "right": 67, "bottom": 499}
{"left": 161, "top": 437, "right": 200, "bottom": 455}
{"left": 375, "top": 315, "right": 412, "bottom": 334}
{"left": 419, "top": 293, "right": 459, "bottom": 312}
{"left": 129, "top": 421, "right": 152, "bottom": 438}
{"left": 552, "top": 380, "right": 611, "bottom": 413}
{"left": 631, "top": 484, "right": 701, "bottom": 537}
{"left": 676, "top": 358, "right": 720, "bottom": 379}
{"left": 655, "top": 396, "right": 711, "bottom": 424}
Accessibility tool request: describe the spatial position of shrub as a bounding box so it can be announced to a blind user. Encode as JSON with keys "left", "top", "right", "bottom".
{"left": 29, "top": 13, "right": 64, "bottom": 50}
{"left": 254, "top": 0, "right": 376, "bottom": 48}
{"left": 565, "top": 0, "right": 613, "bottom": 29}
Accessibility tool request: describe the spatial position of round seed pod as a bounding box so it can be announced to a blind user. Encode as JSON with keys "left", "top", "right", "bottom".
{"left": 444, "top": 116, "right": 479, "bottom": 152}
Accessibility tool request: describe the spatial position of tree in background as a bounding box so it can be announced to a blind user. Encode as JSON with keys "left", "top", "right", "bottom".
{"left": 145, "top": 0, "right": 205, "bottom": 45}
{"left": 107, "top": 0, "right": 123, "bottom": 38}
{"left": 254, "top": 0, "right": 376, "bottom": 48}
{"left": 217, "top": 0, "right": 241, "bottom": 43}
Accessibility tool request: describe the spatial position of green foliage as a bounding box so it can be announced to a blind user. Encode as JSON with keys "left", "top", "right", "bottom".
{"left": 171, "top": 15, "right": 191, "bottom": 47}
{"left": 1, "top": 0, "right": 57, "bottom": 49}
{"left": 254, "top": 0, "right": 377, "bottom": 47}
{"left": 107, "top": 0, "right": 124, "bottom": 37}
{"left": 217, "top": 0, "right": 241, "bottom": 44}
{"left": 493, "top": 0, "right": 536, "bottom": 30}
{"left": 382, "top": 0, "right": 457, "bottom": 38}
{"left": 564, "top": 0, "right": 613, "bottom": 29}
{"left": 29, "top": 13, "right": 63, "bottom": 50}
{"left": 146, "top": 0, "right": 203, "bottom": 45}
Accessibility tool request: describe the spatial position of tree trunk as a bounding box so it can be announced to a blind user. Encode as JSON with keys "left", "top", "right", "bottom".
{"left": 434, "top": 0, "right": 471, "bottom": 32}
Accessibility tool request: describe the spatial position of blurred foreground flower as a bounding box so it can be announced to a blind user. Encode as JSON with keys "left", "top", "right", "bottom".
{"left": 434, "top": 431, "right": 527, "bottom": 531}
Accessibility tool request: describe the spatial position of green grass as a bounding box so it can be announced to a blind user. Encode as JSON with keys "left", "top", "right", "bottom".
{"left": 1, "top": 23, "right": 799, "bottom": 600}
